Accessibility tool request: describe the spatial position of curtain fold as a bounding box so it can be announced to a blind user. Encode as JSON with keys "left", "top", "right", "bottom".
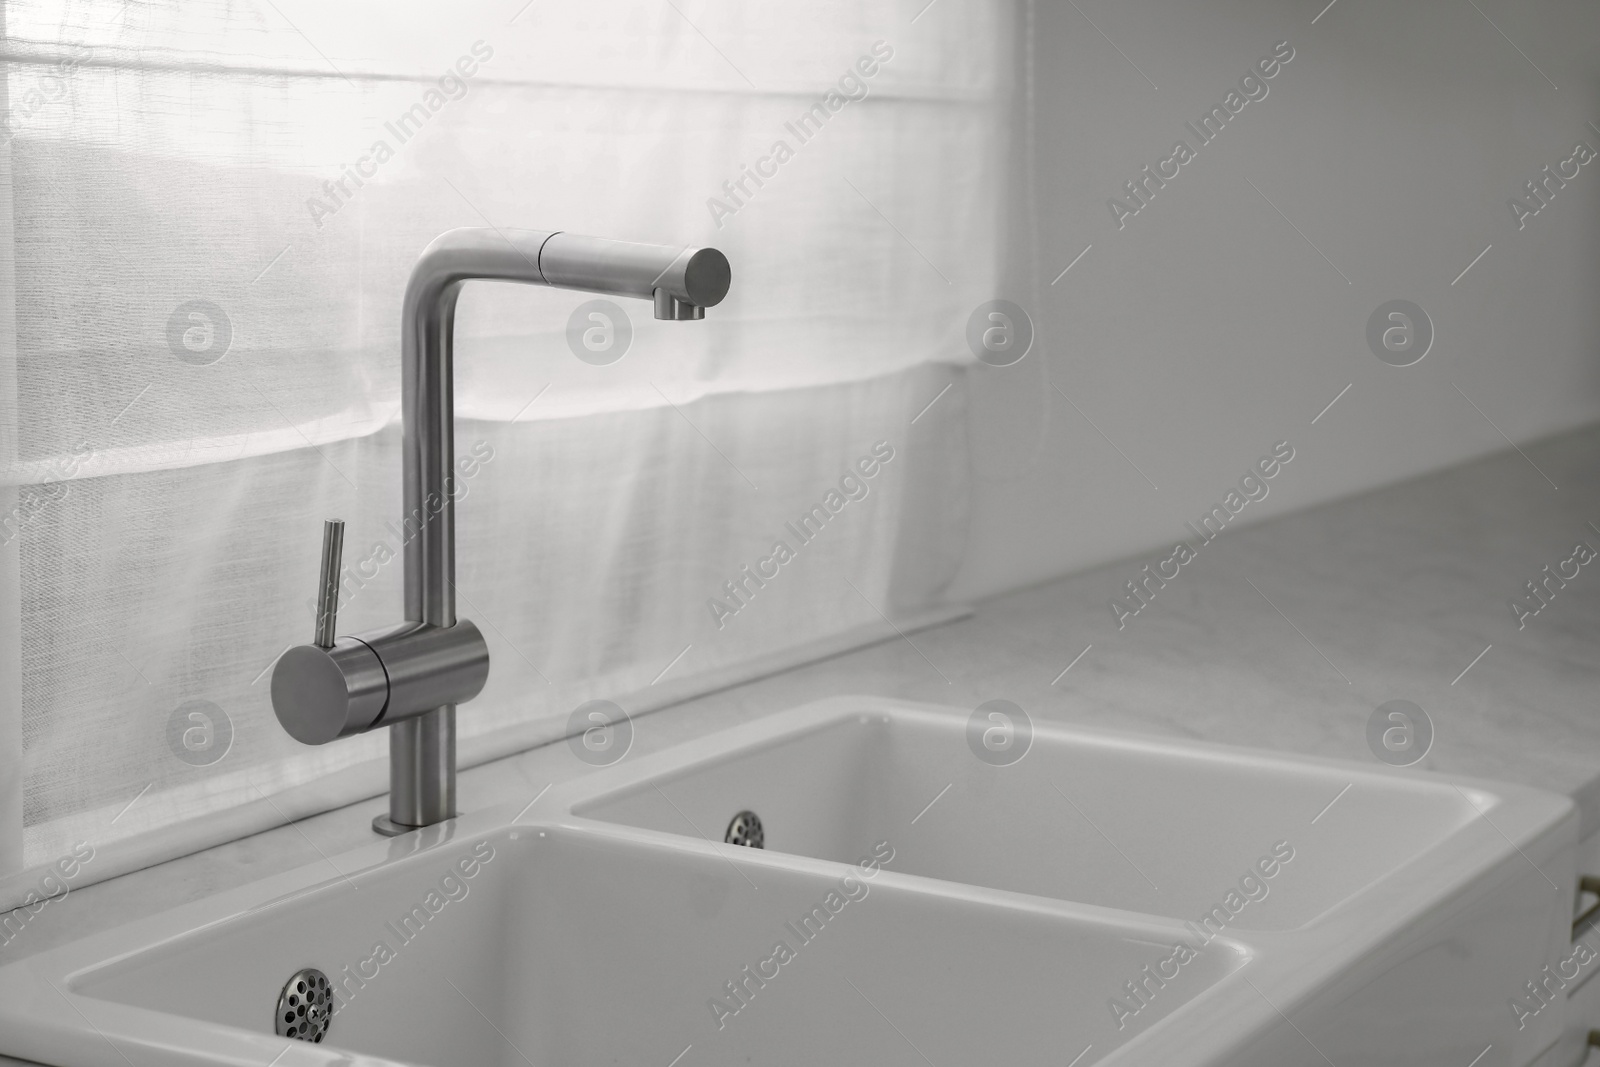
{"left": 0, "top": 0, "right": 1005, "bottom": 910}
{"left": 0, "top": 0, "right": 22, "bottom": 881}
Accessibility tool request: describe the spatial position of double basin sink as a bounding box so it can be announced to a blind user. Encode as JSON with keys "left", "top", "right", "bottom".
{"left": 0, "top": 697, "right": 1577, "bottom": 1066}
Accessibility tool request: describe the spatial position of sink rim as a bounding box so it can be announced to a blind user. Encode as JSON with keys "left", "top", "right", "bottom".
{"left": 565, "top": 696, "right": 1518, "bottom": 820}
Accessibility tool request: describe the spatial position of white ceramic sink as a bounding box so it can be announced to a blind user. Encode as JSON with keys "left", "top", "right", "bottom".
{"left": 0, "top": 697, "right": 1578, "bottom": 1067}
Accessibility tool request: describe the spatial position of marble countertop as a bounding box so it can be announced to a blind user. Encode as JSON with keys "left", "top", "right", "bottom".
{"left": 6, "top": 420, "right": 1600, "bottom": 987}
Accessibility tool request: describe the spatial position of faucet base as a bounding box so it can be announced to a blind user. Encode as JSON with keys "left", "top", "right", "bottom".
{"left": 371, "top": 812, "right": 459, "bottom": 837}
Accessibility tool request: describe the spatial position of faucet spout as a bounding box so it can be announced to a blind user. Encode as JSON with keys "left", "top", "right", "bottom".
{"left": 272, "top": 227, "right": 731, "bottom": 836}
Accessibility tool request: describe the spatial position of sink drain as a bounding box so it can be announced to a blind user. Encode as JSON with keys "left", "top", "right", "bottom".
{"left": 276, "top": 967, "right": 332, "bottom": 1043}
{"left": 725, "top": 810, "right": 764, "bottom": 848}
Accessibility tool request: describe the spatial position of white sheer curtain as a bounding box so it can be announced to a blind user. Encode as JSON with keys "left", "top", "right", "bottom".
{"left": 0, "top": 0, "right": 1006, "bottom": 909}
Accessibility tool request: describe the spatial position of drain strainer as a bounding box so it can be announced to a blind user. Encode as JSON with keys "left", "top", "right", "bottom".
{"left": 276, "top": 967, "right": 332, "bottom": 1042}
{"left": 725, "top": 810, "right": 764, "bottom": 848}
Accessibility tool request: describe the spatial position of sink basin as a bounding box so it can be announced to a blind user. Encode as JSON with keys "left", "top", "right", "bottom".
{"left": 0, "top": 697, "right": 1577, "bottom": 1067}
{"left": 576, "top": 703, "right": 1488, "bottom": 931}
{"left": 0, "top": 823, "right": 1245, "bottom": 1067}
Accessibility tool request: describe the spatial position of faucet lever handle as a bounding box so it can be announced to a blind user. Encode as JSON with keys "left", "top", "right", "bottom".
{"left": 314, "top": 519, "right": 345, "bottom": 648}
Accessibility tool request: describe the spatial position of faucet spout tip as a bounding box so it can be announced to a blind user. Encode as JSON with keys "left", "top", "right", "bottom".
{"left": 653, "top": 247, "right": 729, "bottom": 319}
{"left": 654, "top": 288, "right": 708, "bottom": 320}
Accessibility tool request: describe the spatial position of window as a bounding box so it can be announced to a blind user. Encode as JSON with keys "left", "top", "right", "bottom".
{"left": 0, "top": 0, "right": 1005, "bottom": 904}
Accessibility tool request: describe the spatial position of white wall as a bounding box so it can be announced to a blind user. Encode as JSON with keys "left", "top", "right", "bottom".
{"left": 949, "top": 0, "right": 1600, "bottom": 602}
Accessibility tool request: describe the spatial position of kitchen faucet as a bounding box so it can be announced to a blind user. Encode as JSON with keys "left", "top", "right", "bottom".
{"left": 270, "top": 228, "right": 731, "bottom": 835}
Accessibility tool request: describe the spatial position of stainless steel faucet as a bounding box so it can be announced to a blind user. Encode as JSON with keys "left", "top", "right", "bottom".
{"left": 270, "top": 228, "right": 731, "bottom": 835}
